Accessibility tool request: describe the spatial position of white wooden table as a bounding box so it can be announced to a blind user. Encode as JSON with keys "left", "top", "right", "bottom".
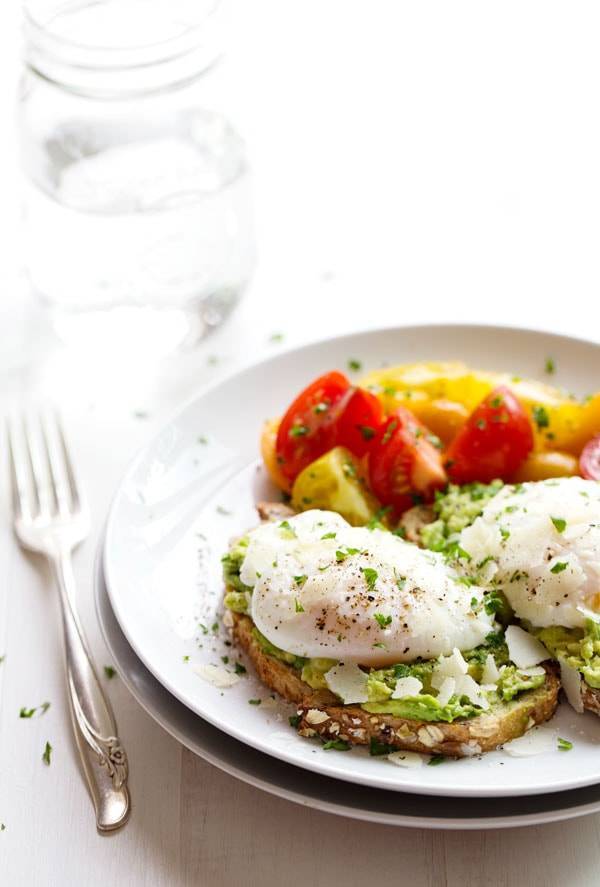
{"left": 3, "top": 3, "right": 600, "bottom": 884}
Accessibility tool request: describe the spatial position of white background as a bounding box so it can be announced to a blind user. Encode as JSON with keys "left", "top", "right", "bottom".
{"left": 3, "top": 2, "right": 600, "bottom": 885}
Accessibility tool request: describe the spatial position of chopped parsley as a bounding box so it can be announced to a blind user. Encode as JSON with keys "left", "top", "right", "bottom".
{"left": 19, "top": 707, "right": 36, "bottom": 719}
{"left": 221, "top": 655, "right": 229, "bottom": 664}
{"left": 323, "top": 739, "right": 351, "bottom": 751}
{"left": 293, "top": 575, "right": 308, "bottom": 587}
{"left": 359, "top": 425, "right": 376, "bottom": 441}
{"left": 428, "top": 755, "right": 445, "bottom": 766}
{"left": 248, "top": 698, "right": 262, "bottom": 705}
{"left": 289, "top": 424, "right": 309, "bottom": 438}
{"left": 321, "top": 532, "right": 337, "bottom": 540}
{"left": 295, "top": 599, "right": 305, "bottom": 613}
{"left": 545, "top": 357, "right": 556, "bottom": 375}
{"left": 490, "top": 396, "right": 503, "bottom": 408}
{"left": 557, "top": 737, "right": 573, "bottom": 751}
{"left": 395, "top": 573, "right": 407, "bottom": 591}
{"left": 234, "top": 662, "right": 247, "bottom": 675}
{"left": 369, "top": 738, "right": 394, "bottom": 756}
{"left": 314, "top": 402, "right": 329, "bottom": 414}
{"left": 183, "top": 655, "right": 190, "bottom": 663}
{"left": 374, "top": 613, "right": 392, "bottom": 628}
{"left": 42, "top": 741, "right": 52, "bottom": 766}
{"left": 550, "top": 561, "right": 568, "bottom": 574}
{"left": 532, "top": 405, "right": 550, "bottom": 430}
{"left": 279, "top": 520, "right": 297, "bottom": 538}
{"left": 382, "top": 419, "right": 398, "bottom": 445}
{"left": 289, "top": 714, "right": 301, "bottom": 728}
{"left": 361, "top": 567, "right": 379, "bottom": 591}
{"left": 551, "top": 516, "right": 567, "bottom": 533}
{"left": 499, "top": 527, "right": 510, "bottom": 542}
{"left": 476, "top": 418, "right": 487, "bottom": 430}
{"left": 269, "top": 332, "right": 284, "bottom": 343}
{"left": 347, "top": 359, "right": 362, "bottom": 372}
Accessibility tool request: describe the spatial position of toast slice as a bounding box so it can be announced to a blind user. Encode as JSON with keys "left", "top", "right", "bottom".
{"left": 231, "top": 611, "right": 560, "bottom": 757}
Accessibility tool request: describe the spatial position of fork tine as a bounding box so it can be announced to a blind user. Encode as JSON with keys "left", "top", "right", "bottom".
{"left": 22, "top": 415, "right": 52, "bottom": 518}
{"left": 41, "top": 412, "right": 71, "bottom": 516}
{"left": 54, "top": 413, "right": 83, "bottom": 512}
{"left": 7, "top": 418, "right": 30, "bottom": 520}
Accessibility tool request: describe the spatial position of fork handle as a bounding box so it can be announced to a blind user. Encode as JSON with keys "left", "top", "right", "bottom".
{"left": 52, "top": 550, "right": 130, "bottom": 833}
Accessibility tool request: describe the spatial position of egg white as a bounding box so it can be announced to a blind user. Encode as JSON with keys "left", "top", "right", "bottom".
{"left": 240, "top": 509, "right": 494, "bottom": 666}
{"left": 459, "top": 477, "right": 600, "bottom": 629}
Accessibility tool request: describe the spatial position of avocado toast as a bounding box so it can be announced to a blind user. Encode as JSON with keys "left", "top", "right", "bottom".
{"left": 400, "top": 479, "right": 600, "bottom": 722}
{"left": 223, "top": 502, "right": 560, "bottom": 758}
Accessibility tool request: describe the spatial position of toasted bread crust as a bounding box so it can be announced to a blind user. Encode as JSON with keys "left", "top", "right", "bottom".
{"left": 581, "top": 682, "right": 600, "bottom": 717}
{"left": 231, "top": 612, "right": 560, "bottom": 757}
{"left": 398, "top": 504, "right": 435, "bottom": 544}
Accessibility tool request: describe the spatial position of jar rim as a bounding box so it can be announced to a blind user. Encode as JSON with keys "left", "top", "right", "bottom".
{"left": 23, "top": 0, "right": 225, "bottom": 95}
{"left": 23, "top": 0, "right": 221, "bottom": 56}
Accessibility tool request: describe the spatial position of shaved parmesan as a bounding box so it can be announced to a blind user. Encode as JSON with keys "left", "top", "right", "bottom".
{"left": 503, "top": 727, "right": 555, "bottom": 757}
{"left": 576, "top": 605, "right": 600, "bottom": 624}
{"left": 325, "top": 663, "right": 369, "bottom": 704}
{"left": 481, "top": 654, "right": 500, "bottom": 685}
{"left": 434, "top": 647, "right": 469, "bottom": 680}
{"left": 387, "top": 751, "right": 426, "bottom": 768}
{"left": 435, "top": 677, "right": 456, "bottom": 707}
{"left": 455, "top": 674, "right": 490, "bottom": 710}
{"left": 505, "top": 626, "right": 549, "bottom": 668}
{"left": 517, "top": 665, "right": 546, "bottom": 677}
{"left": 391, "top": 676, "right": 423, "bottom": 699}
{"left": 305, "top": 709, "right": 330, "bottom": 725}
{"left": 559, "top": 658, "right": 584, "bottom": 713}
{"left": 194, "top": 664, "right": 239, "bottom": 688}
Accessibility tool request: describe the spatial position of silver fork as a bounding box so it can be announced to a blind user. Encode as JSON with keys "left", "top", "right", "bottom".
{"left": 7, "top": 411, "right": 130, "bottom": 833}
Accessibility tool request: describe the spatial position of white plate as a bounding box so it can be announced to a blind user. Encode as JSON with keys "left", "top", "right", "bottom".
{"left": 104, "top": 324, "right": 600, "bottom": 798}
{"left": 96, "top": 551, "right": 600, "bottom": 829}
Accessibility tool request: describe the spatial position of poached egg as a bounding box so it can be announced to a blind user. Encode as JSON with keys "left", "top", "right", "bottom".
{"left": 239, "top": 509, "right": 494, "bottom": 666}
{"left": 459, "top": 477, "right": 600, "bottom": 629}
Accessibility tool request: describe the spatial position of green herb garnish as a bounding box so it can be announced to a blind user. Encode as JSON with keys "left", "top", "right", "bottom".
{"left": 374, "top": 613, "right": 392, "bottom": 628}
{"left": 42, "top": 741, "right": 52, "bottom": 766}
{"left": 551, "top": 516, "right": 566, "bottom": 533}
{"left": 550, "top": 561, "right": 568, "bottom": 574}
{"left": 361, "top": 567, "right": 378, "bottom": 591}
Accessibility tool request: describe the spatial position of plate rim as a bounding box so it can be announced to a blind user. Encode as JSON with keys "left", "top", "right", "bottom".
{"left": 103, "top": 322, "right": 600, "bottom": 799}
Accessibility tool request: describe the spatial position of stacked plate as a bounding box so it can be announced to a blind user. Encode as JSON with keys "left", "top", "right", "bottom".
{"left": 98, "top": 325, "right": 600, "bottom": 829}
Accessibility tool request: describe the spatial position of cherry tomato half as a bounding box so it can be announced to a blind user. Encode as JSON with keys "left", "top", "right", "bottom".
{"left": 334, "top": 387, "right": 385, "bottom": 457}
{"left": 445, "top": 385, "right": 534, "bottom": 484}
{"left": 275, "top": 371, "right": 350, "bottom": 482}
{"left": 369, "top": 406, "right": 447, "bottom": 513}
{"left": 580, "top": 434, "right": 600, "bottom": 480}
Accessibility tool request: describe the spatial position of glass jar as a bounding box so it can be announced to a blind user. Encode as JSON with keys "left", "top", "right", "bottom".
{"left": 19, "top": 0, "right": 256, "bottom": 355}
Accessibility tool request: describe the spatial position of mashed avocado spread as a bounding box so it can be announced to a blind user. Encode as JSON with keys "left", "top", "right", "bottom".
{"left": 534, "top": 619, "right": 600, "bottom": 689}
{"left": 420, "top": 480, "right": 504, "bottom": 554}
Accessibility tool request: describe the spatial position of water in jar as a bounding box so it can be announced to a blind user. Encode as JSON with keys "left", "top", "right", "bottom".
{"left": 22, "top": 107, "right": 255, "bottom": 320}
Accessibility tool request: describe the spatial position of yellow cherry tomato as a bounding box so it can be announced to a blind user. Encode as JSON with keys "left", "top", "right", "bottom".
{"left": 510, "top": 450, "right": 580, "bottom": 483}
{"left": 260, "top": 418, "right": 291, "bottom": 493}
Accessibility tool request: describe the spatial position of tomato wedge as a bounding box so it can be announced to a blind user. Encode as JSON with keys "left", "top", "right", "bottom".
{"left": 580, "top": 434, "right": 600, "bottom": 480}
{"left": 275, "top": 371, "right": 350, "bottom": 482}
{"left": 369, "top": 406, "right": 447, "bottom": 513}
{"left": 445, "top": 385, "right": 534, "bottom": 484}
{"left": 334, "top": 387, "right": 385, "bottom": 457}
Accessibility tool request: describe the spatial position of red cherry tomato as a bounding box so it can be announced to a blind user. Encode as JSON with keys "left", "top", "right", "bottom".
{"left": 445, "top": 385, "right": 534, "bottom": 484}
{"left": 275, "top": 371, "right": 350, "bottom": 482}
{"left": 369, "top": 407, "right": 448, "bottom": 512}
{"left": 580, "top": 434, "right": 600, "bottom": 480}
{"left": 334, "top": 387, "right": 385, "bottom": 457}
